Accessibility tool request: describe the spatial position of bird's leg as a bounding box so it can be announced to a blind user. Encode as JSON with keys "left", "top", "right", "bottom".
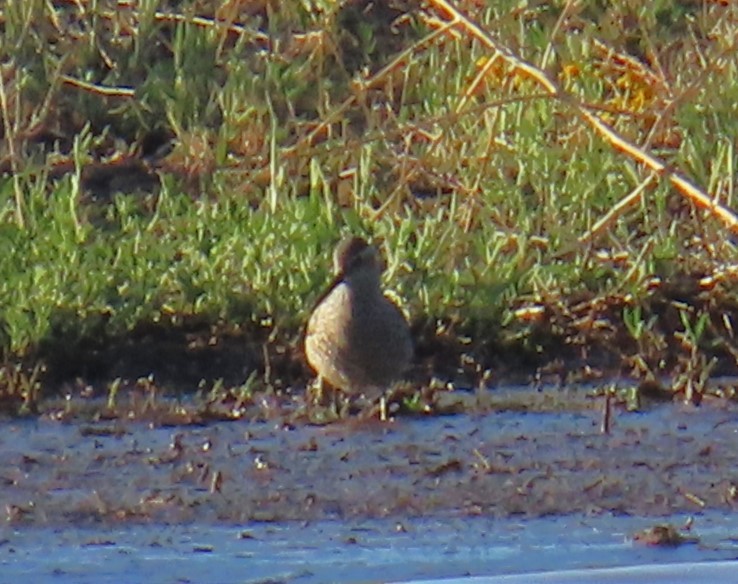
{"left": 307, "top": 378, "right": 342, "bottom": 422}
{"left": 315, "top": 376, "right": 324, "bottom": 404}
{"left": 331, "top": 386, "right": 340, "bottom": 418}
{"left": 305, "top": 377, "right": 320, "bottom": 419}
{"left": 337, "top": 389, "right": 354, "bottom": 419}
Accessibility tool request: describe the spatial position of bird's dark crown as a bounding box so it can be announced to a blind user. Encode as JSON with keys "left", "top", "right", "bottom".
{"left": 333, "top": 236, "right": 376, "bottom": 276}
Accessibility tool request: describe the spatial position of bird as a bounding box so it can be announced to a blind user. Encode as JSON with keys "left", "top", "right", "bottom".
{"left": 305, "top": 236, "right": 412, "bottom": 416}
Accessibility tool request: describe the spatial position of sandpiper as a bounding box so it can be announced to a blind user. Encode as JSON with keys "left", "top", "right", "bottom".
{"left": 305, "top": 236, "right": 412, "bottom": 416}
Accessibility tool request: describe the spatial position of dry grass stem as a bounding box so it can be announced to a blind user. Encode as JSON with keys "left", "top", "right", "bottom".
{"left": 0, "top": 71, "right": 24, "bottom": 228}
{"left": 60, "top": 75, "right": 136, "bottom": 98}
{"left": 153, "top": 11, "right": 270, "bottom": 44}
{"left": 579, "top": 173, "right": 658, "bottom": 244}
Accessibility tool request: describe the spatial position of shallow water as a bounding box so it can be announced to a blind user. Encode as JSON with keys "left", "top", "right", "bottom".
{"left": 1, "top": 511, "right": 738, "bottom": 583}
{"left": 3, "top": 391, "right": 738, "bottom": 581}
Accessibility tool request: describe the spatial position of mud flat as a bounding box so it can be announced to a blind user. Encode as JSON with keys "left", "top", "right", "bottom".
{"left": 2, "top": 389, "right": 738, "bottom": 581}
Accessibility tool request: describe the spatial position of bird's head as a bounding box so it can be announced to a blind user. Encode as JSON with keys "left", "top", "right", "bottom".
{"left": 333, "top": 236, "right": 383, "bottom": 280}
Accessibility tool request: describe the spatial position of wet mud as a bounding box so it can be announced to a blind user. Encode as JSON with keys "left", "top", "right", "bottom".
{"left": 2, "top": 389, "right": 738, "bottom": 527}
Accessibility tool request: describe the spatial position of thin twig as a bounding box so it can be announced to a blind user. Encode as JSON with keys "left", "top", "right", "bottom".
{"left": 579, "top": 173, "right": 658, "bottom": 244}
{"left": 600, "top": 392, "right": 612, "bottom": 435}
{"left": 456, "top": 53, "right": 502, "bottom": 114}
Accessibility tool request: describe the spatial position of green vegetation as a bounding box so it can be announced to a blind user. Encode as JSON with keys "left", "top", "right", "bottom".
{"left": 1, "top": 0, "right": 738, "bottom": 413}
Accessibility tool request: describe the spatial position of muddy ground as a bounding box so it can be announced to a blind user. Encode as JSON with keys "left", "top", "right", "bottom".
{"left": 2, "top": 388, "right": 738, "bottom": 527}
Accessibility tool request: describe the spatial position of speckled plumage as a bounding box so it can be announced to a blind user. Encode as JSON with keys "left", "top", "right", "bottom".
{"left": 305, "top": 237, "right": 412, "bottom": 400}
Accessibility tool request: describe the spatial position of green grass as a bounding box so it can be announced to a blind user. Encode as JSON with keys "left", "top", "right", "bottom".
{"left": 1, "top": 0, "right": 738, "bottom": 406}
